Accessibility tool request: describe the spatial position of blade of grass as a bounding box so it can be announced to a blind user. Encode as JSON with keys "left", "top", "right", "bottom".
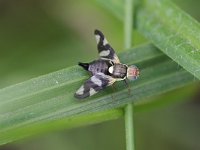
{"left": 135, "top": 83, "right": 198, "bottom": 113}
{"left": 0, "top": 109, "right": 124, "bottom": 145}
{"left": 0, "top": 43, "right": 195, "bottom": 145}
{"left": 136, "top": 0, "right": 200, "bottom": 80}
{"left": 96, "top": 0, "right": 200, "bottom": 80}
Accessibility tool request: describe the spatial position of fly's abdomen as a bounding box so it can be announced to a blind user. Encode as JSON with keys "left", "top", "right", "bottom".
{"left": 88, "top": 60, "right": 110, "bottom": 75}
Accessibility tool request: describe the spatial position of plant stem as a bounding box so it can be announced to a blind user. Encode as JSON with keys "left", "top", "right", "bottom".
{"left": 124, "top": 0, "right": 135, "bottom": 150}
{"left": 125, "top": 104, "right": 135, "bottom": 150}
{"left": 124, "top": 0, "right": 133, "bottom": 49}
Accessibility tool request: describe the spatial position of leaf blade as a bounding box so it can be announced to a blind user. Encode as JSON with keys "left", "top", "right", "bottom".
{"left": 0, "top": 43, "right": 194, "bottom": 145}
{"left": 97, "top": 0, "right": 200, "bottom": 79}
{"left": 136, "top": 0, "right": 200, "bottom": 79}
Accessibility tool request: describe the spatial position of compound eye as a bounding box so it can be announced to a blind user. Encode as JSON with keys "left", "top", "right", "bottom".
{"left": 127, "top": 65, "right": 139, "bottom": 80}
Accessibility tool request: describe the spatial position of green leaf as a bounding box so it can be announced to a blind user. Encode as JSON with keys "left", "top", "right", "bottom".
{"left": 0, "top": 43, "right": 194, "bottom": 145}
{"left": 136, "top": 0, "right": 200, "bottom": 79}
{"left": 0, "top": 108, "right": 124, "bottom": 145}
{"left": 97, "top": 0, "right": 200, "bottom": 79}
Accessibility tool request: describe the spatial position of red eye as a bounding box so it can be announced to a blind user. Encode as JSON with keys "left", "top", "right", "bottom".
{"left": 127, "top": 65, "right": 139, "bottom": 80}
{"left": 133, "top": 69, "right": 139, "bottom": 76}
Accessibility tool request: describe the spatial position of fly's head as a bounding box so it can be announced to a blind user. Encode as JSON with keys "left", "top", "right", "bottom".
{"left": 127, "top": 65, "right": 139, "bottom": 80}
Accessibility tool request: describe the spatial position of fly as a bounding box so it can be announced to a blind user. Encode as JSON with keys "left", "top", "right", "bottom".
{"left": 74, "top": 29, "right": 139, "bottom": 99}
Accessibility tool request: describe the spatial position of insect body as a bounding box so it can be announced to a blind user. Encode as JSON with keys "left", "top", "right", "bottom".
{"left": 74, "top": 29, "right": 139, "bottom": 99}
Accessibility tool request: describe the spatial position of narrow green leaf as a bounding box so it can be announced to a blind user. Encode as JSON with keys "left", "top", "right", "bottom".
{"left": 97, "top": 0, "right": 200, "bottom": 79}
{"left": 0, "top": 43, "right": 194, "bottom": 145}
{"left": 0, "top": 109, "right": 124, "bottom": 145}
{"left": 136, "top": 0, "right": 200, "bottom": 79}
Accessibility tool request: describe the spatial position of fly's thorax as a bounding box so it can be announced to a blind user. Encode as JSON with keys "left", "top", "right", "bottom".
{"left": 108, "top": 63, "right": 127, "bottom": 79}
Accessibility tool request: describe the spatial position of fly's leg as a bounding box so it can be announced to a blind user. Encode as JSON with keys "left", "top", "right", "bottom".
{"left": 124, "top": 79, "right": 131, "bottom": 96}
{"left": 110, "top": 83, "right": 116, "bottom": 100}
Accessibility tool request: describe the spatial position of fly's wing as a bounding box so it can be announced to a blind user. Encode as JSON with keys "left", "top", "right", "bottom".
{"left": 94, "top": 29, "right": 120, "bottom": 63}
{"left": 74, "top": 73, "right": 115, "bottom": 99}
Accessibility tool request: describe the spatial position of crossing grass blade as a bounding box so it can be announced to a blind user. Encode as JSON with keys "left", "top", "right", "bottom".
{"left": 136, "top": 0, "right": 200, "bottom": 80}
{"left": 97, "top": 0, "right": 200, "bottom": 80}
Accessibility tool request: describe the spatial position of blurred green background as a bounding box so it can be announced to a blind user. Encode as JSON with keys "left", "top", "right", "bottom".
{"left": 0, "top": 0, "right": 200, "bottom": 150}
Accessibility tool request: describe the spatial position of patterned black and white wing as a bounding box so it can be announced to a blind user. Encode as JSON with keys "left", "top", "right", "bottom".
{"left": 94, "top": 29, "right": 120, "bottom": 63}
{"left": 74, "top": 73, "right": 115, "bottom": 99}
